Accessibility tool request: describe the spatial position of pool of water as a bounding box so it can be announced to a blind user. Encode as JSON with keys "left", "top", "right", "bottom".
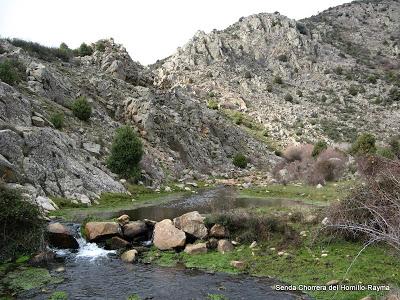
{"left": 76, "top": 186, "right": 310, "bottom": 222}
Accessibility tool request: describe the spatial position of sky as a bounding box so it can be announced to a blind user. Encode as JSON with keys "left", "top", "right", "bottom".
{"left": 0, "top": 0, "right": 351, "bottom": 65}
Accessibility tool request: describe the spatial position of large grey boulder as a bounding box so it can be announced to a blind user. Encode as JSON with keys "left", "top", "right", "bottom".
{"left": 173, "top": 211, "right": 208, "bottom": 239}
{"left": 153, "top": 219, "right": 186, "bottom": 250}
{"left": 122, "top": 221, "right": 147, "bottom": 239}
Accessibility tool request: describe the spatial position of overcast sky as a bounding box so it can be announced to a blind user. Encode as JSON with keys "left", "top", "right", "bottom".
{"left": 0, "top": 0, "right": 351, "bottom": 65}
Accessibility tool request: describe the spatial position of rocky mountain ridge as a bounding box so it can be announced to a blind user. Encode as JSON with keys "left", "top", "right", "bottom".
{"left": 1, "top": 0, "right": 399, "bottom": 210}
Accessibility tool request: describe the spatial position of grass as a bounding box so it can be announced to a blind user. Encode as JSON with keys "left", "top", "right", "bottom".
{"left": 240, "top": 181, "right": 354, "bottom": 205}
{"left": 143, "top": 235, "right": 400, "bottom": 300}
{"left": 1, "top": 267, "right": 63, "bottom": 294}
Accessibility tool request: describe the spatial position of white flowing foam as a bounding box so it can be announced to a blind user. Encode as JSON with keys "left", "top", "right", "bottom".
{"left": 75, "top": 238, "right": 116, "bottom": 261}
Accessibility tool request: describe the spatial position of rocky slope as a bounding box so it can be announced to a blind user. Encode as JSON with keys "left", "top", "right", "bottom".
{"left": 0, "top": 38, "right": 278, "bottom": 210}
{"left": 1, "top": 0, "right": 399, "bottom": 210}
{"left": 153, "top": 0, "right": 400, "bottom": 147}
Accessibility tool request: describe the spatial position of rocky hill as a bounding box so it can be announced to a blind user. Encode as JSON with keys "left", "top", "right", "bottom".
{"left": 154, "top": 0, "right": 400, "bottom": 147}
{"left": 1, "top": 0, "right": 399, "bottom": 210}
{"left": 0, "top": 38, "right": 278, "bottom": 210}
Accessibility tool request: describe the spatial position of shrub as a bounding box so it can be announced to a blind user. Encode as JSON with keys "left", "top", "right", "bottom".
{"left": 296, "top": 22, "right": 307, "bottom": 35}
{"left": 267, "top": 84, "right": 273, "bottom": 92}
{"left": 277, "top": 54, "right": 288, "bottom": 62}
{"left": 232, "top": 153, "right": 248, "bottom": 168}
{"left": 78, "top": 43, "right": 93, "bottom": 57}
{"left": 325, "top": 157, "right": 400, "bottom": 250}
{"left": 273, "top": 76, "right": 283, "bottom": 84}
{"left": 205, "top": 210, "right": 289, "bottom": 243}
{"left": 107, "top": 126, "right": 143, "bottom": 179}
{"left": 348, "top": 84, "right": 359, "bottom": 96}
{"left": 0, "top": 59, "right": 25, "bottom": 85}
{"left": 72, "top": 96, "right": 92, "bottom": 121}
{"left": 7, "top": 38, "right": 72, "bottom": 62}
{"left": 207, "top": 99, "right": 219, "bottom": 110}
{"left": 284, "top": 93, "right": 293, "bottom": 102}
{"left": 387, "top": 87, "right": 400, "bottom": 103}
{"left": 296, "top": 90, "right": 303, "bottom": 97}
{"left": 0, "top": 184, "right": 45, "bottom": 262}
{"left": 377, "top": 147, "right": 395, "bottom": 159}
{"left": 350, "top": 133, "right": 376, "bottom": 156}
{"left": 367, "top": 75, "right": 377, "bottom": 84}
{"left": 282, "top": 144, "right": 313, "bottom": 162}
{"left": 312, "top": 141, "right": 328, "bottom": 158}
{"left": 95, "top": 41, "right": 106, "bottom": 52}
{"left": 50, "top": 112, "right": 64, "bottom": 129}
{"left": 389, "top": 137, "right": 400, "bottom": 158}
{"left": 244, "top": 71, "right": 252, "bottom": 79}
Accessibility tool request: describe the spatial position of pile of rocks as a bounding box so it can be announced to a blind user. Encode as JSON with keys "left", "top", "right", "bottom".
{"left": 46, "top": 211, "right": 239, "bottom": 264}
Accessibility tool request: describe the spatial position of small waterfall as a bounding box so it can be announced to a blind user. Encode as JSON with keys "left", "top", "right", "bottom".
{"left": 53, "top": 223, "right": 116, "bottom": 261}
{"left": 75, "top": 236, "right": 116, "bottom": 261}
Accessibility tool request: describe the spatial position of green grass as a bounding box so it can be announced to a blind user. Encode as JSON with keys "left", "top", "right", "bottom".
{"left": 240, "top": 181, "right": 354, "bottom": 205}
{"left": 49, "top": 291, "right": 68, "bottom": 300}
{"left": 1, "top": 267, "right": 63, "bottom": 293}
{"left": 143, "top": 238, "right": 399, "bottom": 300}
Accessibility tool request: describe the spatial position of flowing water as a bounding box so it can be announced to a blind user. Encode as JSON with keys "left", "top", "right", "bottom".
{"left": 21, "top": 187, "right": 312, "bottom": 300}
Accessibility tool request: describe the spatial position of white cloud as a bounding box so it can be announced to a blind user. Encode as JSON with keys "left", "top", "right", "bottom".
{"left": 0, "top": 0, "right": 350, "bottom": 65}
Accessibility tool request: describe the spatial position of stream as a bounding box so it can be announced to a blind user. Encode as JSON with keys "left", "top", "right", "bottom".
{"left": 22, "top": 187, "right": 311, "bottom": 300}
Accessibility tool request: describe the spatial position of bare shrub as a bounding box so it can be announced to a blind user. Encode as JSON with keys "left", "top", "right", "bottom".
{"left": 307, "top": 148, "right": 347, "bottom": 185}
{"left": 282, "top": 144, "right": 313, "bottom": 162}
{"left": 325, "top": 156, "right": 400, "bottom": 251}
{"left": 205, "top": 210, "right": 297, "bottom": 243}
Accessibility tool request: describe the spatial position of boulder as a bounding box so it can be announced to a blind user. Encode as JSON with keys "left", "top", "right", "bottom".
{"left": 206, "top": 237, "right": 218, "bottom": 249}
{"left": 153, "top": 219, "right": 186, "bottom": 250}
{"left": 230, "top": 260, "right": 246, "bottom": 269}
{"left": 36, "top": 196, "right": 59, "bottom": 211}
{"left": 209, "top": 224, "right": 228, "bottom": 238}
{"left": 82, "top": 142, "right": 101, "bottom": 156}
{"left": 122, "top": 221, "right": 147, "bottom": 239}
{"left": 107, "top": 236, "right": 130, "bottom": 250}
{"left": 47, "top": 223, "right": 79, "bottom": 249}
{"left": 117, "top": 214, "right": 130, "bottom": 225}
{"left": 31, "top": 116, "right": 45, "bottom": 127}
{"left": 217, "top": 239, "right": 234, "bottom": 253}
{"left": 173, "top": 211, "right": 208, "bottom": 239}
{"left": 184, "top": 243, "right": 208, "bottom": 255}
{"left": 120, "top": 249, "right": 138, "bottom": 263}
{"left": 84, "top": 222, "right": 120, "bottom": 241}
{"left": 28, "top": 251, "right": 56, "bottom": 267}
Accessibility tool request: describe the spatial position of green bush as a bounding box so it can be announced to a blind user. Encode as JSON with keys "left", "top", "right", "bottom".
{"left": 312, "top": 140, "right": 328, "bottom": 158}
{"left": 107, "top": 126, "right": 143, "bottom": 179}
{"left": 207, "top": 99, "right": 219, "bottom": 110}
{"left": 351, "top": 133, "right": 377, "bottom": 156}
{"left": 232, "top": 153, "right": 248, "bottom": 168}
{"left": 367, "top": 75, "right": 377, "bottom": 84}
{"left": 7, "top": 38, "right": 72, "bottom": 62}
{"left": 387, "top": 87, "right": 400, "bottom": 104}
{"left": 273, "top": 76, "right": 283, "bottom": 84}
{"left": 78, "top": 43, "right": 93, "bottom": 57}
{"left": 244, "top": 71, "right": 252, "bottom": 79}
{"left": 95, "top": 41, "right": 106, "bottom": 52}
{"left": 376, "top": 147, "right": 395, "bottom": 159}
{"left": 72, "top": 96, "right": 92, "bottom": 121}
{"left": 0, "top": 59, "right": 25, "bottom": 85}
{"left": 389, "top": 137, "right": 400, "bottom": 158}
{"left": 284, "top": 93, "right": 293, "bottom": 102}
{"left": 50, "top": 112, "right": 64, "bottom": 129}
{"left": 348, "top": 85, "right": 359, "bottom": 96}
{"left": 49, "top": 291, "right": 68, "bottom": 300}
{"left": 277, "top": 54, "right": 288, "bottom": 62}
{"left": 0, "top": 184, "right": 45, "bottom": 262}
